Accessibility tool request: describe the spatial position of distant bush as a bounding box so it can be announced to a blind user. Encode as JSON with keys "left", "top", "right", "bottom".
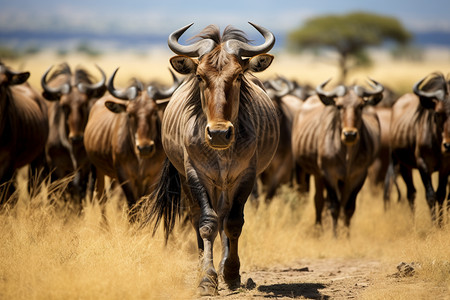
{"left": 0, "top": 45, "right": 20, "bottom": 60}
{"left": 76, "top": 42, "right": 102, "bottom": 57}
{"left": 391, "top": 45, "right": 424, "bottom": 61}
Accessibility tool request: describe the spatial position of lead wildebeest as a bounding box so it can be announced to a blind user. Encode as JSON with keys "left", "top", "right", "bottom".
{"left": 84, "top": 68, "right": 181, "bottom": 212}
{"left": 385, "top": 72, "right": 450, "bottom": 224}
{"left": 41, "top": 63, "right": 106, "bottom": 204}
{"left": 142, "top": 23, "right": 279, "bottom": 295}
{"left": 0, "top": 62, "right": 49, "bottom": 203}
{"left": 292, "top": 79, "right": 383, "bottom": 235}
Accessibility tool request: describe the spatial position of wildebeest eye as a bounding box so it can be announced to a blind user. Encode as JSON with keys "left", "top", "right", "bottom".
{"left": 336, "top": 104, "right": 343, "bottom": 110}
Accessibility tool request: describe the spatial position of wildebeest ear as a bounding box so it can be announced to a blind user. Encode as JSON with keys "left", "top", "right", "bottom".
{"left": 170, "top": 55, "right": 197, "bottom": 75}
{"left": 318, "top": 95, "right": 336, "bottom": 106}
{"left": 156, "top": 98, "right": 170, "bottom": 112}
{"left": 249, "top": 54, "right": 274, "bottom": 73}
{"left": 365, "top": 94, "right": 383, "bottom": 106}
{"left": 9, "top": 71, "right": 30, "bottom": 85}
{"left": 89, "top": 85, "right": 107, "bottom": 99}
{"left": 418, "top": 96, "right": 437, "bottom": 109}
{"left": 105, "top": 99, "right": 127, "bottom": 114}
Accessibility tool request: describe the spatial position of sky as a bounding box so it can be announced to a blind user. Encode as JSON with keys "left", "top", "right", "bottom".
{"left": 1, "top": 0, "right": 450, "bottom": 38}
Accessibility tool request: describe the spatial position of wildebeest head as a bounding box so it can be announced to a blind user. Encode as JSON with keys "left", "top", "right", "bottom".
{"left": 317, "top": 78, "right": 384, "bottom": 146}
{"left": 167, "top": 22, "right": 275, "bottom": 150}
{"left": 413, "top": 72, "right": 450, "bottom": 155}
{"left": 41, "top": 63, "right": 106, "bottom": 144}
{"left": 105, "top": 68, "right": 181, "bottom": 158}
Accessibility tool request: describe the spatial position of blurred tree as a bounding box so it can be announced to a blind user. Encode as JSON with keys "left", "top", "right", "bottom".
{"left": 288, "top": 11, "right": 412, "bottom": 83}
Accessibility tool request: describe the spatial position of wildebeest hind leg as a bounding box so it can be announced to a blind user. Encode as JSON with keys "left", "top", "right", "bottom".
{"left": 399, "top": 164, "right": 416, "bottom": 213}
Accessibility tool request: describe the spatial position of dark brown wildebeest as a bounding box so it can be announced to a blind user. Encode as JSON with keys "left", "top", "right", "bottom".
{"left": 256, "top": 77, "right": 303, "bottom": 201}
{"left": 41, "top": 63, "right": 106, "bottom": 204}
{"left": 142, "top": 23, "right": 279, "bottom": 295}
{"left": 292, "top": 79, "right": 383, "bottom": 235}
{"left": 0, "top": 62, "right": 49, "bottom": 203}
{"left": 84, "top": 68, "right": 181, "bottom": 211}
{"left": 385, "top": 72, "right": 450, "bottom": 224}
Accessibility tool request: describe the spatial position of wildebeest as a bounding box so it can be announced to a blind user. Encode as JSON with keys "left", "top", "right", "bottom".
{"left": 385, "top": 72, "right": 450, "bottom": 224}
{"left": 292, "top": 79, "right": 383, "bottom": 235}
{"left": 143, "top": 23, "right": 279, "bottom": 295}
{"left": 0, "top": 62, "right": 49, "bottom": 203}
{"left": 41, "top": 63, "right": 106, "bottom": 204}
{"left": 84, "top": 68, "right": 181, "bottom": 211}
{"left": 257, "top": 77, "right": 303, "bottom": 201}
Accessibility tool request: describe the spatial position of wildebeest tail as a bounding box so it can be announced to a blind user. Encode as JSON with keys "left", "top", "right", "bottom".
{"left": 139, "top": 158, "right": 182, "bottom": 241}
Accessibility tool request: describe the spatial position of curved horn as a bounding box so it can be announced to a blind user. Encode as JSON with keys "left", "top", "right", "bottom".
{"left": 316, "top": 78, "right": 347, "bottom": 98}
{"left": 77, "top": 64, "right": 106, "bottom": 94}
{"left": 316, "top": 78, "right": 347, "bottom": 106}
{"left": 413, "top": 76, "right": 445, "bottom": 101}
{"left": 107, "top": 68, "right": 138, "bottom": 100}
{"left": 41, "top": 65, "right": 70, "bottom": 101}
{"left": 224, "top": 22, "right": 275, "bottom": 57}
{"left": 265, "top": 77, "right": 291, "bottom": 98}
{"left": 147, "top": 68, "right": 182, "bottom": 100}
{"left": 353, "top": 78, "right": 384, "bottom": 97}
{"left": 167, "top": 23, "right": 216, "bottom": 57}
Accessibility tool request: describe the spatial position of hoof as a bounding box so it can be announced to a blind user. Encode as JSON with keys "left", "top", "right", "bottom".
{"left": 225, "top": 274, "right": 241, "bottom": 290}
{"left": 198, "top": 280, "right": 218, "bottom": 296}
{"left": 198, "top": 273, "right": 218, "bottom": 296}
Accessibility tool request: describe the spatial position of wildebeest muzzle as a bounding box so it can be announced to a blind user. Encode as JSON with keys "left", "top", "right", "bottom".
{"left": 137, "top": 141, "right": 156, "bottom": 157}
{"left": 205, "top": 122, "right": 235, "bottom": 149}
{"left": 341, "top": 127, "right": 358, "bottom": 145}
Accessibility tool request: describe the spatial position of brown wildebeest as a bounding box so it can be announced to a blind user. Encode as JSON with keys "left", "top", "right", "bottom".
{"left": 384, "top": 72, "right": 450, "bottom": 224}
{"left": 142, "top": 23, "right": 279, "bottom": 295}
{"left": 84, "top": 68, "right": 181, "bottom": 211}
{"left": 292, "top": 79, "right": 383, "bottom": 235}
{"left": 256, "top": 77, "right": 303, "bottom": 201}
{"left": 41, "top": 63, "right": 106, "bottom": 204}
{"left": 0, "top": 62, "right": 49, "bottom": 203}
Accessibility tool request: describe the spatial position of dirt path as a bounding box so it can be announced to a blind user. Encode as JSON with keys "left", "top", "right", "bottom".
{"left": 211, "top": 258, "right": 391, "bottom": 299}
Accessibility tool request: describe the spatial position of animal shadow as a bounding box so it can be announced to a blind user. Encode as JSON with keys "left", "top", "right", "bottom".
{"left": 258, "top": 282, "right": 329, "bottom": 299}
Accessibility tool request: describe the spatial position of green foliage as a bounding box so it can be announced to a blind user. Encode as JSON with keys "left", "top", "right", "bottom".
{"left": 0, "top": 45, "right": 20, "bottom": 60}
{"left": 289, "top": 11, "right": 411, "bottom": 54}
{"left": 288, "top": 11, "right": 412, "bottom": 83}
{"left": 76, "top": 41, "right": 102, "bottom": 57}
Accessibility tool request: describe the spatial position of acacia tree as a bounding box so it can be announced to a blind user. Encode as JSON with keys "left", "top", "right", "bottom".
{"left": 288, "top": 12, "right": 411, "bottom": 83}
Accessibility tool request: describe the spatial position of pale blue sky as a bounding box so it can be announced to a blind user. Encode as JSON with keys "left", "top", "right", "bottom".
{"left": 1, "top": 0, "right": 449, "bottom": 36}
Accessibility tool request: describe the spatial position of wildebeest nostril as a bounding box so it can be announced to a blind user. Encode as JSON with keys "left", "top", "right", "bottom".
{"left": 137, "top": 143, "right": 155, "bottom": 156}
{"left": 344, "top": 131, "right": 357, "bottom": 138}
{"left": 225, "top": 127, "right": 232, "bottom": 140}
{"left": 70, "top": 135, "right": 84, "bottom": 144}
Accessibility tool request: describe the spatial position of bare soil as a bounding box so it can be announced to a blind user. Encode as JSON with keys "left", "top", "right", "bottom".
{"left": 210, "top": 258, "right": 442, "bottom": 300}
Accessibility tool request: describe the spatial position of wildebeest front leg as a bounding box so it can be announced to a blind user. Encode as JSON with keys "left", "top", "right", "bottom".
{"left": 314, "top": 177, "right": 325, "bottom": 226}
{"left": 324, "top": 181, "right": 340, "bottom": 237}
{"left": 221, "top": 172, "right": 255, "bottom": 289}
{"left": 186, "top": 168, "right": 219, "bottom": 296}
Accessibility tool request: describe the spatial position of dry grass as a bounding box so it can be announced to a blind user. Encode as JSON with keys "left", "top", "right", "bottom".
{"left": 1, "top": 51, "right": 450, "bottom": 299}
{"left": 0, "top": 168, "right": 449, "bottom": 299}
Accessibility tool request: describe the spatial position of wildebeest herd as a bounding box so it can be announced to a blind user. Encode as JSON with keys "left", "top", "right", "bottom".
{"left": 1, "top": 23, "right": 449, "bottom": 296}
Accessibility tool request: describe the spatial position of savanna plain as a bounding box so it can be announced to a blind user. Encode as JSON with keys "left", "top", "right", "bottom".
{"left": 1, "top": 49, "right": 450, "bottom": 299}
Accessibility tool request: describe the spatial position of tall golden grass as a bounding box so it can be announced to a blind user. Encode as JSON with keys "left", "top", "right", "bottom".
{"left": 1, "top": 51, "right": 450, "bottom": 299}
